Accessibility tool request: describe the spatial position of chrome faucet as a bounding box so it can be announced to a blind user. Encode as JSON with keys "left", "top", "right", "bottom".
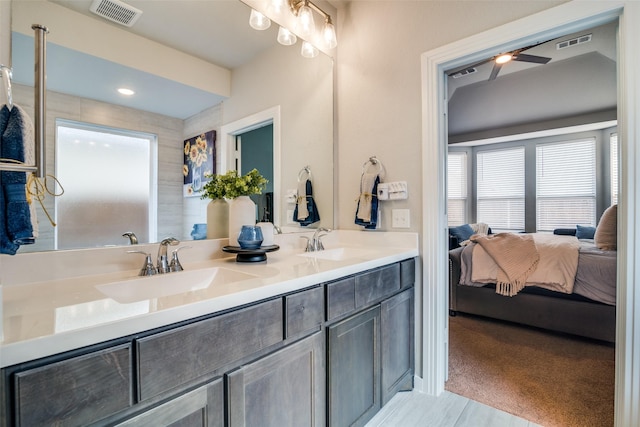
{"left": 303, "top": 227, "right": 332, "bottom": 252}
{"left": 157, "top": 238, "right": 179, "bottom": 274}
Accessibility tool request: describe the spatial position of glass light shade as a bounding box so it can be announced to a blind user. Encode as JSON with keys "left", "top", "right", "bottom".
{"left": 277, "top": 26, "right": 297, "bottom": 46}
{"left": 268, "top": 0, "right": 286, "bottom": 16}
{"left": 301, "top": 41, "right": 319, "bottom": 58}
{"left": 249, "top": 9, "right": 271, "bottom": 31}
{"left": 323, "top": 21, "right": 337, "bottom": 49}
{"left": 296, "top": 3, "right": 315, "bottom": 37}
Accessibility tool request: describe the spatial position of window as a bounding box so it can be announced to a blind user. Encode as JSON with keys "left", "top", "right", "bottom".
{"left": 536, "top": 139, "right": 596, "bottom": 231}
{"left": 610, "top": 133, "right": 619, "bottom": 205}
{"left": 476, "top": 147, "right": 525, "bottom": 232}
{"left": 447, "top": 152, "right": 467, "bottom": 226}
{"left": 55, "top": 120, "right": 157, "bottom": 249}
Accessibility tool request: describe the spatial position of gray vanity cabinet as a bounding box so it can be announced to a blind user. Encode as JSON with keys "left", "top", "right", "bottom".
{"left": 11, "top": 344, "right": 132, "bottom": 426}
{"left": 115, "top": 378, "right": 224, "bottom": 427}
{"left": 327, "top": 258, "right": 415, "bottom": 427}
{"left": 227, "top": 332, "right": 325, "bottom": 427}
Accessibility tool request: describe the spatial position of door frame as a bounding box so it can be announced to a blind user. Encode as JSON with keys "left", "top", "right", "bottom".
{"left": 220, "top": 106, "right": 281, "bottom": 226}
{"left": 419, "top": 2, "right": 640, "bottom": 426}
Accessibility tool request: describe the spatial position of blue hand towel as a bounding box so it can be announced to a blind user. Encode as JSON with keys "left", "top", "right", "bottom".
{"left": 293, "top": 179, "right": 321, "bottom": 226}
{"left": 1, "top": 104, "right": 35, "bottom": 248}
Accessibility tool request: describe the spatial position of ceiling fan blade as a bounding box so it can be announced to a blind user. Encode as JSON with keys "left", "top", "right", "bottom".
{"left": 488, "top": 63, "right": 502, "bottom": 81}
{"left": 513, "top": 53, "right": 551, "bottom": 64}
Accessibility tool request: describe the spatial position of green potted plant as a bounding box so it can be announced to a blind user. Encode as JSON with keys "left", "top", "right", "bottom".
{"left": 201, "top": 169, "right": 268, "bottom": 244}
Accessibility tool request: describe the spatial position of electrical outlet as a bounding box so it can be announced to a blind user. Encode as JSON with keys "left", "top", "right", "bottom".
{"left": 392, "top": 209, "right": 410, "bottom": 228}
{"left": 287, "top": 209, "right": 295, "bottom": 224}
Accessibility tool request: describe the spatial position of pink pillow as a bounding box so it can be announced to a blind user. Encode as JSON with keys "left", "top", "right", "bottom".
{"left": 594, "top": 204, "right": 617, "bottom": 250}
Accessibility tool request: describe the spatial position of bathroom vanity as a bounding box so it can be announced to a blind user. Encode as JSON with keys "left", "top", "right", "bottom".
{"left": 0, "top": 231, "right": 418, "bottom": 427}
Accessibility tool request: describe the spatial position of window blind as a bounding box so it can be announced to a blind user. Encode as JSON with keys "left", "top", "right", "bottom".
{"left": 610, "top": 133, "right": 618, "bottom": 205}
{"left": 476, "top": 147, "right": 525, "bottom": 231}
{"left": 536, "top": 139, "right": 596, "bottom": 231}
{"left": 447, "top": 152, "right": 467, "bottom": 226}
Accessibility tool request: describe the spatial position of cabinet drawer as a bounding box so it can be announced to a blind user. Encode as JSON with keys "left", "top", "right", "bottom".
{"left": 400, "top": 258, "right": 416, "bottom": 289}
{"left": 355, "top": 263, "right": 400, "bottom": 308}
{"left": 14, "top": 344, "right": 132, "bottom": 426}
{"left": 137, "top": 298, "right": 283, "bottom": 401}
{"left": 326, "top": 276, "right": 356, "bottom": 321}
{"left": 285, "top": 287, "right": 324, "bottom": 339}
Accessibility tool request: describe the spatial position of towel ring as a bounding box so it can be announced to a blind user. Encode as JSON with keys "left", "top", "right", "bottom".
{"left": 298, "top": 166, "right": 312, "bottom": 182}
{"left": 362, "top": 156, "right": 386, "bottom": 176}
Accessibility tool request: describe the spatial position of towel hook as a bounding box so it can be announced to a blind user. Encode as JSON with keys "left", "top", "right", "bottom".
{"left": 298, "top": 165, "right": 312, "bottom": 182}
{"left": 362, "top": 156, "right": 385, "bottom": 176}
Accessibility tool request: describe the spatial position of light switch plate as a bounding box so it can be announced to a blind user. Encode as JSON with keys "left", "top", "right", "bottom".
{"left": 392, "top": 209, "right": 410, "bottom": 228}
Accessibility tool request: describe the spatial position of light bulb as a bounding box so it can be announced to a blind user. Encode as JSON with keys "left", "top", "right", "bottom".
{"left": 296, "top": 3, "right": 315, "bottom": 37}
{"left": 301, "top": 41, "right": 318, "bottom": 58}
{"left": 277, "top": 26, "right": 297, "bottom": 46}
{"left": 496, "top": 54, "right": 513, "bottom": 64}
{"left": 323, "top": 20, "right": 337, "bottom": 49}
{"left": 249, "top": 9, "right": 271, "bottom": 31}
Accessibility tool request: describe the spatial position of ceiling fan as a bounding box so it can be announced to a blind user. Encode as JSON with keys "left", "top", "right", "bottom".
{"left": 449, "top": 43, "right": 552, "bottom": 81}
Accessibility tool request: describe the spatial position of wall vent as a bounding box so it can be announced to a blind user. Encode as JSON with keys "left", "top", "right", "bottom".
{"left": 451, "top": 68, "right": 477, "bottom": 79}
{"left": 556, "top": 33, "right": 592, "bottom": 50}
{"left": 90, "top": 0, "right": 142, "bottom": 27}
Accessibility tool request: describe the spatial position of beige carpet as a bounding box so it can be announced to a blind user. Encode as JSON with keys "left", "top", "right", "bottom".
{"left": 446, "top": 314, "right": 615, "bottom": 427}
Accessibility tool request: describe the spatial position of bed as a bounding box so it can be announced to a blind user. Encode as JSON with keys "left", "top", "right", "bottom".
{"left": 448, "top": 210, "right": 618, "bottom": 343}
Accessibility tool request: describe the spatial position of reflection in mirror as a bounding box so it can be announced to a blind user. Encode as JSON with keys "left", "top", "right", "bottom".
{"left": 9, "top": 0, "right": 334, "bottom": 253}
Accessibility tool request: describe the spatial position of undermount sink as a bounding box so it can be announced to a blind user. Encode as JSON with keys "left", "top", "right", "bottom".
{"left": 297, "top": 247, "right": 375, "bottom": 261}
{"left": 96, "top": 267, "right": 257, "bottom": 304}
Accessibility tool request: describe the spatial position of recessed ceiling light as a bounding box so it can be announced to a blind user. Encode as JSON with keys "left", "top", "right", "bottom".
{"left": 118, "top": 88, "right": 135, "bottom": 96}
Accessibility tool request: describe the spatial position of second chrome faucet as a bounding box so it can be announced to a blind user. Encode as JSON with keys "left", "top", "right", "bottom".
{"left": 129, "top": 237, "right": 186, "bottom": 276}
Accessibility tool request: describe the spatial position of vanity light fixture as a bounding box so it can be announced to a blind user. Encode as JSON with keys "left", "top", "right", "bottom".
{"left": 277, "top": 26, "right": 297, "bottom": 46}
{"left": 250, "top": 0, "right": 337, "bottom": 58}
{"left": 117, "top": 87, "right": 135, "bottom": 96}
{"left": 289, "top": 0, "right": 337, "bottom": 49}
{"left": 249, "top": 9, "right": 271, "bottom": 30}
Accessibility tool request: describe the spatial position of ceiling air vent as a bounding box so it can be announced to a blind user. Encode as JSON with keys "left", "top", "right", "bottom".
{"left": 90, "top": 0, "right": 142, "bottom": 27}
{"left": 556, "top": 33, "right": 592, "bottom": 50}
{"left": 451, "top": 68, "right": 478, "bottom": 79}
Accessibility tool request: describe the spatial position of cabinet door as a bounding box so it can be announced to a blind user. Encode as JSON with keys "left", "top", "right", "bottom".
{"left": 227, "top": 332, "right": 325, "bottom": 427}
{"left": 381, "top": 288, "right": 414, "bottom": 405}
{"left": 115, "top": 378, "right": 223, "bottom": 427}
{"left": 327, "top": 306, "right": 381, "bottom": 427}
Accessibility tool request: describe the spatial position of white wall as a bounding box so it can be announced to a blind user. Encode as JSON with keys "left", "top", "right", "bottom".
{"left": 334, "top": 0, "right": 566, "bottom": 379}
{"left": 223, "top": 43, "right": 334, "bottom": 229}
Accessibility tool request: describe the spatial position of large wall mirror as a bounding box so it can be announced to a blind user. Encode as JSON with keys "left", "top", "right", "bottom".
{"left": 8, "top": 0, "right": 335, "bottom": 253}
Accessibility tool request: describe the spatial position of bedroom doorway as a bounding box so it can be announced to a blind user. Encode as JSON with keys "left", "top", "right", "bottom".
{"left": 420, "top": 2, "right": 640, "bottom": 426}
{"left": 442, "top": 19, "right": 618, "bottom": 427}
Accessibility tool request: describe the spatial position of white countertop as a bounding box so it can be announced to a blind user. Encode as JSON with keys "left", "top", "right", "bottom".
{"left": 0, "top": 231, "right": 418, "bottom": 368}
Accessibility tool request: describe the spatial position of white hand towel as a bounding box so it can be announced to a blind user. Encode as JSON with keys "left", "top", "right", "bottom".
{"left": 19, "top": 105, "right": 38, "bottom": 238}
{"left": 296, "top": 179, "right": 309, "bottom": 220}
{"left": 356, "top": 173, "right": 377, "bottom": 222}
